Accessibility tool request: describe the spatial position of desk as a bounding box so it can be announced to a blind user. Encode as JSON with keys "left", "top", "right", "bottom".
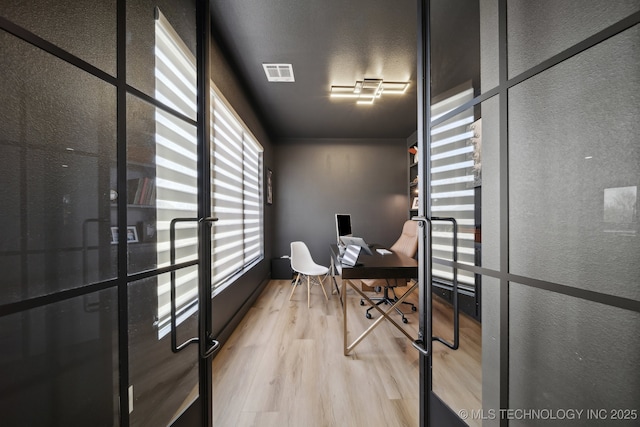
{"left": 329, "top": 244, "right": 418, "bottom": 355}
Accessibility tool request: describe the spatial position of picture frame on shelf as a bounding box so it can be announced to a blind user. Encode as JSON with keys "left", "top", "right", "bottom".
{"left": 126, "top": 226, "right": 139, "bottom": 243}
{"left": 111, "top": 226, "right": 140, "bottom": 243}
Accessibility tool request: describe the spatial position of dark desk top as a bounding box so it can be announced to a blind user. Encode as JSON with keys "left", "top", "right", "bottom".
{"left": 330, "top": 244, "right": 418, "bottom": 280}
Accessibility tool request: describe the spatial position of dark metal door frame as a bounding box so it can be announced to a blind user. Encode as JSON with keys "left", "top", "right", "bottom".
{"left": 172, "top": 2, "right": 217, "bottom": 425}
{"left": 416, "top": 2, "right": 468, "bottom": 426}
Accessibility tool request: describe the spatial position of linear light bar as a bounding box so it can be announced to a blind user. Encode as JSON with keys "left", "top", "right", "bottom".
{"left": 330, "top": 78, "right": 409, "bottom": 104}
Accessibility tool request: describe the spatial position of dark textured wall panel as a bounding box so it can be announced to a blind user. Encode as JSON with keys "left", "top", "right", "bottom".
{"left": 273, "top": 138, "right": 408, "bottom": 262}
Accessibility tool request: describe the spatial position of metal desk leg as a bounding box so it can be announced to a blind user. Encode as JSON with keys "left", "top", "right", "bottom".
{"left": 330, "top": 256, "right": 343, "bottom": 306}
{"left": 343, "top": 280, "right": 418, "bottom": 355}
{"left": 342, "top": 278, "right": 348, "bottom": 355}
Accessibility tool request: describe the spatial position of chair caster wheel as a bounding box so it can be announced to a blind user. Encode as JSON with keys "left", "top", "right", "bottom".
{"left": 360, "top": 300, "right": 365, "bottom": 306}
{"left": 402, "top": 318, "right": 408, "bottom": 324}
{"left": 366, "top": 312, "right": 372, "bottom": 319}
{"left": 411, "top": 306, "right": 417, "bottom": 311}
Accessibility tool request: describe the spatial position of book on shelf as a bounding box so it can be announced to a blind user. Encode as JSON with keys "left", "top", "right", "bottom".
{"left": 127, "top": 177, "right": 156, "bottom": 205}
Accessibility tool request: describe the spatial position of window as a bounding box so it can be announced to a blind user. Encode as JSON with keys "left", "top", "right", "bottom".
{"left": 153, "top": 10, "right": 264, "bottom": 338}
{"left": 210, "top": 89, "right": 264, "bottom": 292}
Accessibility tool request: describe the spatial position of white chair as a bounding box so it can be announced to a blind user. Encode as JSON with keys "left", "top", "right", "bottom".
{"left": 288, "top": 241, "right": 329, "bottom": 307}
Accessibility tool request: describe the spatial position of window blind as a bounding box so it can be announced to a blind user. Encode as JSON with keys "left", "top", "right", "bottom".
{"left": 154, "top": 10, "right": 199, "bottom": 338}
{"left": 430, "top": 86, "right": 477, "bottom": 292}
{"left": 153, "top": 11, "right": 264, "bottom": 336}
{"left": 210, "top": 89, "right": 264, "bottom": 291}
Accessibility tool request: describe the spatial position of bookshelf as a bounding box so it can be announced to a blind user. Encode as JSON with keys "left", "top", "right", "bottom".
{"left": 110, "top": 159, "right": 158, "bottom": 273}
{"left": 408, "top": 133, "right": 419, "bottom": 217}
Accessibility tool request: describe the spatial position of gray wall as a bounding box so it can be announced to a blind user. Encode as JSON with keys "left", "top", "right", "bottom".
{"left": 210, "top": 31, "right": 275, "bottom": 340}
{"left": 273, "top": 138, "right": 409, "bottom": 264}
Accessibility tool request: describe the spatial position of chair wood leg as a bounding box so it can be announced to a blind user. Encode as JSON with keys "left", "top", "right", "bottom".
{"left": 307, "top": 275, "right": 311, "bottom": 308}
{"left": 318, "top": 276, "right": 328, "bottom": 300}
{"left": 289, "top": 273, "right": 301, "bottom": 301}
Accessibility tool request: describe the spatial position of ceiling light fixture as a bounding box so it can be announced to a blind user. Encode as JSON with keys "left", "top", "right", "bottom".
{"left": 262, "top": 63, "right": 295, "bottom": 82}
{"left": 330, "top": 78, "right": 410, "bottom": 104}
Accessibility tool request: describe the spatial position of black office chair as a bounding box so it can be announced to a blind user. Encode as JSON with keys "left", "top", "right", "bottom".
{"left": 360, "top": 220, "right": 418, "bottom": 323}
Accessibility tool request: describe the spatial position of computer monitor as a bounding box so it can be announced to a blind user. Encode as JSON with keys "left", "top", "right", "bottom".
{"left": 335, "top": 214, "right": 352, "bottom": 245}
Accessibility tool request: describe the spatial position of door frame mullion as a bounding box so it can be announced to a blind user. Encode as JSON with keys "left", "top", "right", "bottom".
{"left": 417, "top": 1, "right": 432, "bottom": 426}
{"left": 196, "top": 0, "right": 214, "bottom": 425}
{"left": 116, "top": 0, "right": 130, "bottom": 424}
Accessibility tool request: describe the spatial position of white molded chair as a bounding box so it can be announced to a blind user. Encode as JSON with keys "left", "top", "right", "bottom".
{"left": 289, "top": 241, "right": 329, "bottom": 307}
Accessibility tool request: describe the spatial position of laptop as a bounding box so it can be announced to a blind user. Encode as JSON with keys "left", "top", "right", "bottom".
{"left": 339, "top": 236, "right": 374, "bottom": 256}
{"left": 341, "top": 244, "right": 362, "bottom": 267}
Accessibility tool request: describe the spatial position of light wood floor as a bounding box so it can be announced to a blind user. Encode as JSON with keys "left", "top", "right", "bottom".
{"left": 212, "top": 278, "right": 481, "bottom": 427}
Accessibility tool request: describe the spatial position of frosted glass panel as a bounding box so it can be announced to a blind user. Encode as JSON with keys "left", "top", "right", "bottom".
{"left": 510, "top": 283, "right": 640, "bottom": 427}
{"left": 480, "top": 0, "right": 500, "bottom": 92}
{"left": 0, "top": 288, "right": 119, "bottom": 426}
{"left": 0, "top": 0, "right": 117, "bottom": 75}
{"left": 0, "top": 31, "right": 117, "bottom": 303}
{"left": 481, "top": 276, "right": 500, "bottom": 427}
{"left": 128, "top": 270, "right": 199, "bottom": 427}
{"left": 509, "top": 27, "right": 640, "bottom": 301}
{"left": 480, "top": 96, "right": 500, "bottom": 271}
{"left": 507, "top": 0, "right": 640, "bottom": 77}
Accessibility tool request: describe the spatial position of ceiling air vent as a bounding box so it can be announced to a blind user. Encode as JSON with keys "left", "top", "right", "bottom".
{"left": 262, "top": 63, "right": 295, "bottom": 82}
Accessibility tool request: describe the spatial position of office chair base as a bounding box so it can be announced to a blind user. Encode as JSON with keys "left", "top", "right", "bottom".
{"left": 361, "top": 288, "right": 416, "bottom": 323}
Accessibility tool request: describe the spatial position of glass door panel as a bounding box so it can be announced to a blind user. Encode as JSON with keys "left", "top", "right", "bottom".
{"left": 0, "top": 30, "right": 117, "bottom": 303}
{"left": 125, "top": 91, "right": 201, "bottom": 340}
{"left": 0, "top": 288, "right": 119, "bottom": 426}
{"left": 510, "top": 283, "right": 640, "bottom": 425}
{"left": 0, "top": 2, "right": 120, "bottom": 425}
{"left": 508, "top": 24, "right": 640, "bottom": 301}
{"left": 125, "top": 9, "right": 202, "bottom": 423}
{"left": 429, "top": 98, "right": 487, "bottom": 425}
{"left": 128, "top": 267, "right": 200, "bottom": 427}
{"left": 426, "top": 1, "right": 501, "bottom": 425}
{"left": 507, "top": 15, "right": 640, "bottom": 424}
{"left": 0, "top": 0, "right": 117, "bottom": 76}
{"left": 424, "top": 2, "right": 639, "bottom": 426}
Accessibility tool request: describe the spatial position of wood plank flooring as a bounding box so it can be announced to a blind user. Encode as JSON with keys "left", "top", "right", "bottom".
{"left": 212, "top": 278, "right": 481, "bottom": 427}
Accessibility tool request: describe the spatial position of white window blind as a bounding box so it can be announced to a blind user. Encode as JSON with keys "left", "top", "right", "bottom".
{"left": 153, "top": 9, "right": 265, "bottom": 335}
{"left": 210, "top": 89, "right": 264, "bottom": 291}
{"left": 154, "top": 10, "right": 199, "bottom": 338}
{"left": 430, "top": 85, "right": 477, "bottom": 291}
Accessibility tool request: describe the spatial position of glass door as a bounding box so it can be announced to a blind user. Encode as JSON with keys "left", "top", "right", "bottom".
{"left": 124, "top": 89, "right": 203, "bottom": 426}
{"left": 418, "top": 1, "right": 639, "bottom": 426}
{"left": 415, "top": 4, "right": 488, "bottom": 424}
{"left": 0, "top": 1, "right": 215, "bottom": 426}
{"left": 0, "top": 5, "right": 119, "bottom": 423}
{"left": 125, "top": 3, "right": 215, "bottom": 426}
